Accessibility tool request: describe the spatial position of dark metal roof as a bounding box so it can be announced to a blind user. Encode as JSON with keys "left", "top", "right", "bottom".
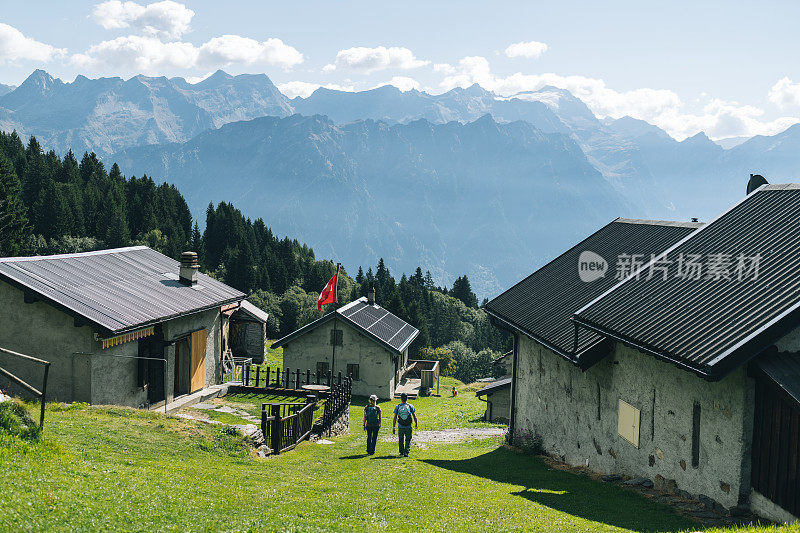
{"left": 485, "top": 218, "right": 701, "bottom": 362}
{"left": 574, "top": 185, "right": 800, "bottom": 380}
{"left": 476, "top": 376, "right": 512, "bottom": 396}
{"left": 271, "top": 297, "right": 418, "bottom": 355}
{"left": 755, "top": 350, "right": 800, "bottom": 404}
{"left": 0, "top": 246, "right": 245, "bottom": 335}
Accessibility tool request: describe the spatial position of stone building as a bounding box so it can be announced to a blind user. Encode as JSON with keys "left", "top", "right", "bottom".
{"left": 226, "top": 300, "right": 269, "bottom": 364}
{"left": 271, "top": 293, "right": 418, "bottom": 399}
{"left": 0, "top": 246, "right": 246, "bottom": 408}
{"left": 486, "top": 186, "right": 800, "bottom": 523}
{"left": 476, "top": 376, "right": 511, "bottom": 422}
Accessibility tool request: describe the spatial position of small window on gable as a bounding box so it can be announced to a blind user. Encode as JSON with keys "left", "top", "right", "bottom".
{"left": 330, "top": 329, "right": 343, "bottom": 346}
{"left": 347, "top": 363, "right": 360, "bottom": 381}
{"left": 617, "top": 399, "right": 640, "bottom": 448}
{"left": 317, "top": 361, "right": 330, "bottom": 375}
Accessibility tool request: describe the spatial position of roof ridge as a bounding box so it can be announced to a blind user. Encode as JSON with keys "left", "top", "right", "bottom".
{"left": 614, "top": 218, "right": 704, "bottom": 228}
{"left": 0, "top": 245, "right": 150, "bottom": 263}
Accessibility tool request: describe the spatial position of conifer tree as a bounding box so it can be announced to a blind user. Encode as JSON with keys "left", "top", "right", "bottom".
{"left": 0, "top": 154, "right": 30, "bottom": 256}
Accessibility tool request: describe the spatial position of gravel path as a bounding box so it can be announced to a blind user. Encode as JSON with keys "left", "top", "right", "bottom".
{"left": 380, "top": 427, "right": 505, "bottom": 444}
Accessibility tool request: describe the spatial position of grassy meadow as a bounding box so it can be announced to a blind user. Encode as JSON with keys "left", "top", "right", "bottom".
{"left": 0, "top": 378, "right": 796, "bottom": 532}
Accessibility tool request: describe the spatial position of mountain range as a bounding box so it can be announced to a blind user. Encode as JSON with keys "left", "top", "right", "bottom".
{"left": 2, "top": 69, "right": 800, "bottom": 297}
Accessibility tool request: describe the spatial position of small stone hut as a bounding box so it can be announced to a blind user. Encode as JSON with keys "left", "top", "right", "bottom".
{"left": 0, "top": 247, "right": 246, "bottom": 408}
{"left": 271, "top": 293, "right": 418, "bottom": 399}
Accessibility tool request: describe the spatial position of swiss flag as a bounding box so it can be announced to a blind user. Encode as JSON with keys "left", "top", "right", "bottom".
{"left": 317, "top": 265, "right": 339, "bottom": 311}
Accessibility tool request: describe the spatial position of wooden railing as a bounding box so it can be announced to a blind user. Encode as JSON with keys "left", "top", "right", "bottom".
{"left": 0, "top": 347, "right": 51, "bottom": 429}
{"left": 225, "top": 363, "right": 350, "bottom": 391}
{"left": 261, "top": 395, "right": 317, "bottom": 454}
{"left": 320, "top": 376, "right": 352, "bottom": 434}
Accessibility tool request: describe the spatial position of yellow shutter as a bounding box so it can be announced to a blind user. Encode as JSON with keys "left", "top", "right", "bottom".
{"left": 617, "top": 399, "right": 640, "bottom": 448}
{"left": 190, "top": 329, "right": 207, "bottom": 393}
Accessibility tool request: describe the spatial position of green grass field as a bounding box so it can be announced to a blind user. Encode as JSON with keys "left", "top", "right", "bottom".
{"left": 0, "top": 381, "right": 797, "bottom": 532}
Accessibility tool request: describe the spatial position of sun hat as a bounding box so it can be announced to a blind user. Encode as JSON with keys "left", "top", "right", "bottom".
{"left": 369, "top": 394, "right": 378, "bottom": 401}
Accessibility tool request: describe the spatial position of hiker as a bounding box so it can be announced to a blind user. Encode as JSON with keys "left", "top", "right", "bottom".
{"left": 392, "top": 392, "right": 418, "bottom": 457}
{"left": 363, "top": 394, "right": 381, "bottom": 455}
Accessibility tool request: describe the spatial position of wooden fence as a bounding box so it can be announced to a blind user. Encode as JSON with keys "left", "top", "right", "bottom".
{"left": 226, "top": 363, "right": 350, "bottom": 391}
{"left": 320, "top": 376, "right": 353, "bottom": 434}
{"left": 261, "top": 395, "right": 317, "bottom": 454}
{"left": 0, "top": 347, "right": 51, "bottom": 429}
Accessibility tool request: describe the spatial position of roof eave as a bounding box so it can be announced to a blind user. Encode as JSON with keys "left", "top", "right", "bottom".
{"left": 571, "top": 315, "right": 717, "bottom": 380}
{"left": 270, "top": 313, "right": 336, "bottom": 349}
{"left": 486, "top": 307, "right": 580, "bottom": 366}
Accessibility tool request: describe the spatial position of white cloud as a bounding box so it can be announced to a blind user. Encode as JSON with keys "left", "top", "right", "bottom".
{"left": 0, "top": 23, "right": 66, "bottom": 64}
{"left": 277, "top": 81, "right": 355, "bottom": 99}
{"left": 769, "top": 77, "right": 800, "bottom": 108}
{"left": 504, "top": 40, "right": 548, "bottom": 59}
{"left": 72, "top": 34, "right": 303, "bottom": 73}
{"left": 433, "top": 63, "right": 455, "bottom": 74}
{"left": 72, "top": 35, "right": 196, "bottom": 71}
{"left": 374, "top": 76, "right": 421, "bottom": 92}
{"left": 326, "top": 46, "right": 429, "bottom": 73}
{"left": 92, "top": 0, "right": 194, "bottom": 40}
{"left": 436, "top": 56, "right": 800, "bottom": 140}
{"left": 196, "top": 35, "right": 303, "bottom": 69}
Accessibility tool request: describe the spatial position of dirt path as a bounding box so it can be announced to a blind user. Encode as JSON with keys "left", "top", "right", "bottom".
{"left": 380, "top": 427, "right": 505, "bottom": 444}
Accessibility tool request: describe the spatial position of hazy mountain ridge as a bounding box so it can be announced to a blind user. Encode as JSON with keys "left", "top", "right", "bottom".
{"left": 2, "top": 69, "right": 799, "bottom": 296}
{"left": 113, "top": 113, "right": 630, "bottom": 297}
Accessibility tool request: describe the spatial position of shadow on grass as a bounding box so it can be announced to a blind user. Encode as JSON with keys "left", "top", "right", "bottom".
{"left": 422, "top": 447, "right": 695, "bottom": 533}
{"left": 340, "top": 454, "right": 369, "bottom": 460}
{"left": 371, "top": 455, "right": 402, "bottom": 460}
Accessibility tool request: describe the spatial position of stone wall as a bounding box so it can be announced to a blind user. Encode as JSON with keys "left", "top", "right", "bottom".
{"left": 513, "top": 335, "right": 755, "bottom": 509}
{"left": 0, "top": 280, "right": 223, "bottom": 407}
{"left": 282, "top": 319, "right": 398, "bottom": 399}
{"left": 486, "top": 387, "right": 511, "bottom": 422}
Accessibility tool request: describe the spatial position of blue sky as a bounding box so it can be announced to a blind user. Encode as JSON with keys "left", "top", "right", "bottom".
{"left": 2, "top": 1, "right": 800, "bottom": 140}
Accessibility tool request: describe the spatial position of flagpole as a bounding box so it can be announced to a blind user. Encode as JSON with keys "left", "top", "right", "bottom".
{"left": 330, "top": 263, "right": 340, "bottom": 379}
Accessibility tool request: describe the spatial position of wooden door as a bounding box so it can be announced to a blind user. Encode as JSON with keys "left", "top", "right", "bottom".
{"left": 190, "top": 329, "right": 207, "bottom": 393}
{"left": 751, "top": 376, "right": 800, "bottom": 516}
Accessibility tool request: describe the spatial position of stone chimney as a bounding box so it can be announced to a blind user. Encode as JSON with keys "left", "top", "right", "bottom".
{"left": 179, "top": 251, "right": 199, "bottom": 286}
{"left": 368, "top": 285, "right": 376, "bottom": 305}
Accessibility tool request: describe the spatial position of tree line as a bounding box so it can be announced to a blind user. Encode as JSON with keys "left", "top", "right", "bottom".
{"left": 0, "top": 131, "right": 509, "bottom": 379}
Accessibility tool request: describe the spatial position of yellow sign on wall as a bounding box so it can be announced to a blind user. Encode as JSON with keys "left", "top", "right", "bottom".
{"left": 618, "top": 399, "right": 641, "bottom": 448}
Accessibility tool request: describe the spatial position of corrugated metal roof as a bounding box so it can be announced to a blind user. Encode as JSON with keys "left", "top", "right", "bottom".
{"left": 574, "top": 185, "right": 800, "bottom": 379}
{"left": 0, "top": 246, "right": 245, "bottom": 334}
{"left": 755, "top": 350, "right": 800, "bottom": 404}
{"left": 271, "top": 297, "right": 419, "bottom": 355}
{"left": 476, "top": 376, "right": 512, "bottom": 396}
{"left": 235, "top": 300, "right": 269, "bottom": 323}
{"left": 484, "top": 218, "right": 700, "bottom": 361}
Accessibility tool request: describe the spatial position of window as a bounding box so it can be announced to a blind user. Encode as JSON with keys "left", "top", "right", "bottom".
{"left": 617, "top": 399, "right": 640, "bottom": 448}
{"left": 330, "top": 329, "right": 343, "bottom": 346}
{"left": 347, "top": 363, "right": 360, "bottom": 381}
{"left": 317, "top": 361, "right": 330, "bottom": 375}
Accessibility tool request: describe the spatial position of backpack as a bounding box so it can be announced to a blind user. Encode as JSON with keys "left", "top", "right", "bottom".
{"left": 397, "top": 403, "right": 412, "bottom": 425}
{"left": 365, "top": 405, "right": 380, "bottom": 426}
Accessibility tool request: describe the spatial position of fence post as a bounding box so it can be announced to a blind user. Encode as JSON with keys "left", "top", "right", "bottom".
{"left": 295, "top": 369, "right": 300, "bottom": 389}
{"left": 255, "top": 366, "right": 260, "bottom": 388}
{"left": 275, "top": 367, "right": 280, "bottom": 387}
{"left": 39, "top": 363, "right": 50, "bottom": 429}
{"left": 338, "top": 371, "right": 342, "bottom": 386}
{"left": 327, "top": 371, "right": 331, "bottom": 387}
{"left": 316, "top": 370, "right": 320, "bottom": 385}
{"left": 270, "top": 403, "right": 281, "bottom": 454}
{"left": 306, "top": 369, "right": 310, "bottom": 387}
{"left": 261, "top": 403, "right": 267, "bottom": 439}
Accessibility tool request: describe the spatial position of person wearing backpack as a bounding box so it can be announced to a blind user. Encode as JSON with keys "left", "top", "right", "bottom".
{"left": 363, "top": 394, "right": 382, "bottom": 455}
{"left": 392, "top": 392, "right": 418, "bottom": 457}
